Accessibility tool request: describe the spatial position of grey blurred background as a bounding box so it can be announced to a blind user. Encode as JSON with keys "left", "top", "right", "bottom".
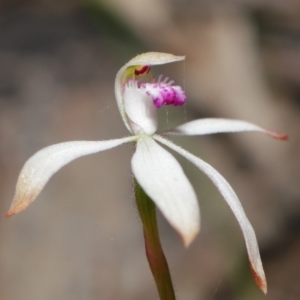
{"left": 0, "top": 1, "right": 299, "bottom": 299}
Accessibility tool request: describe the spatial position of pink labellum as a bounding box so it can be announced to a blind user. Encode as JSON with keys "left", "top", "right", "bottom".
{"left": 141, "top": 78, "right": 186, "bottom": 108}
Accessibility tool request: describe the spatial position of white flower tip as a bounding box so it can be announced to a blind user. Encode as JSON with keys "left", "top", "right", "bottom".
{"left": 249, "top": 259, "right": 267, "bottom": 294}
{"left": 180, "top": 226, "right": 199, "bottom": 248}
{"left": 5, "top": 186, "right": 40, "bottom": 218}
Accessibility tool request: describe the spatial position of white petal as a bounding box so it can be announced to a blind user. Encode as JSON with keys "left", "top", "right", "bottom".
{"left": 123, "top": 81, "right": 158, "bottom": 135}
{"left": 155, "top": 135, "right": 267, "bottom": 294}
{"left": 131, "top": 135, "right": 199, "bottom": 247}
{"left": 6, "top": 137, "right": 135, "bottom": 217}
{"left": 164, "top": 118, "right": 288, "bottom": 140}
{"left": 115, "top": 52, "right": 185, "bottom": 132}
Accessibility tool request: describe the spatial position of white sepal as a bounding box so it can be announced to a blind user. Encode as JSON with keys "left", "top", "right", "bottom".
{"left": 6, "top": 137, "right": 135, "bottom": 217}
{"left": 131, "top": 135, "right": 200, "bottom": 247}
{"left": 164, "top": 118, "right": 287, "bottom": 140}
{"left": 155, "top": 135, "right": 267, "bottom": 294}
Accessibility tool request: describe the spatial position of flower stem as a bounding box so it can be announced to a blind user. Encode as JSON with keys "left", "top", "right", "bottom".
{"left": 134, "top": 179, "right": 176, "bottom": 300}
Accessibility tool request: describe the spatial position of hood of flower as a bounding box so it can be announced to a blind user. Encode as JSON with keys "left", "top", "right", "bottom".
{"left": 115, "top": 52, "right": 185, "bottom": 133}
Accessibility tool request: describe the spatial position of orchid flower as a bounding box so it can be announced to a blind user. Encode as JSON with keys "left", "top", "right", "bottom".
{"left": 6, "top": 52, "right": 287, "bottom": 294}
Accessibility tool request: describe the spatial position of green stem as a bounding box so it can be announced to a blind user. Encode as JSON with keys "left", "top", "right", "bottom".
{"left": 134, "top": 179, "right": 176, "bottom": 300}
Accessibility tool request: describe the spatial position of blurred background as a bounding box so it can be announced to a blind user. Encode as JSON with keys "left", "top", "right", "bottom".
{"left": 0, "top": 0, "right": 299, "bottom": 299}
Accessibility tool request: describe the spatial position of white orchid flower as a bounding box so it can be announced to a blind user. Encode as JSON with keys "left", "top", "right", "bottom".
{"left": 6, "top": 52, "right": 287, "bottom": 294}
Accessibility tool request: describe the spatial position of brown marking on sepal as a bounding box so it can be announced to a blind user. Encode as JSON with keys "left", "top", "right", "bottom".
{"left": 5, "top": 201, "right": 29, "bottom": 218}
{"left": 249, "top": 261, "right": 267, "bottom": 294}
{"left": 4, "top": 209, "right": 17, "bottom": 218}
{"left": 266, "top": 130, "right": 289, "bottom": 141}
{"left": 4, "top": 190, "right": 39, "bottom": 219}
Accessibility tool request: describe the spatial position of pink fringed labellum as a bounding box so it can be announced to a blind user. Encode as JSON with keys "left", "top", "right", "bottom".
{"left": 140, "top": 76, "right": 186, "bottom": 108}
